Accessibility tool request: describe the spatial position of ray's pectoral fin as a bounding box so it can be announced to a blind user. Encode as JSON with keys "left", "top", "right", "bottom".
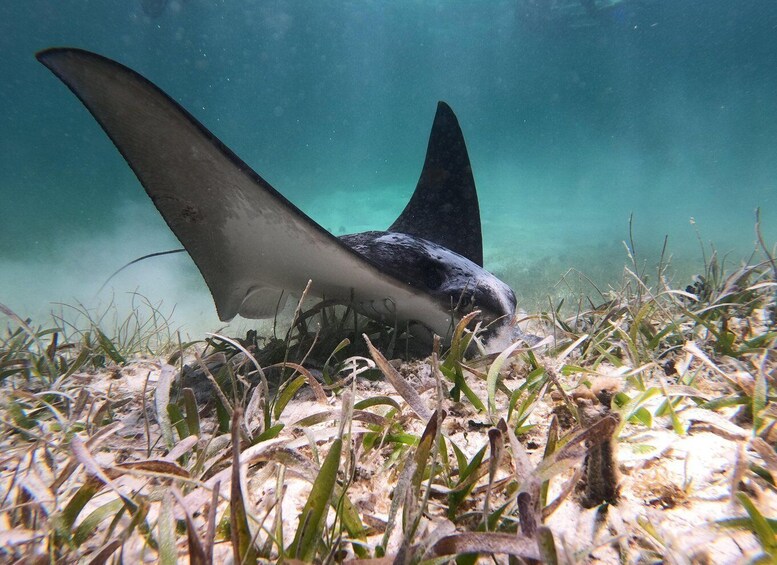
{"left": 240, "top": 288, "right": 287, "bottom": 318}
{"left": 36, "top": 47, "right": 456, "bottom": 330}
{"left": 389, "top": 101, "right": 483, "bottom": 267}
{"left": 36, "top": 47, "right": 297, "bottom": 321}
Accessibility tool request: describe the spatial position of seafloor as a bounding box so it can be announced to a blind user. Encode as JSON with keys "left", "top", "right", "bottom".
{"left": 0, "top": 254, "right": 775, "bottom": 563}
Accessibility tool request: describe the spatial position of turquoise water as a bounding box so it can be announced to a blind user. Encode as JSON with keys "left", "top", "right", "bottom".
{"left": 1, "top": 1, "right": 775, "bottom": 336}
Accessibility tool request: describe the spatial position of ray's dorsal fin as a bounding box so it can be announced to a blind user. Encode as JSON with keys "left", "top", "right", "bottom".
{"left": 388, "top": 101, "right": 483, "bottom": 267}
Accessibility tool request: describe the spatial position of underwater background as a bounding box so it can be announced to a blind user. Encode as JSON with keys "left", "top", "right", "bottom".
{"left": 1, "top": 0, "right": 775, "bottom": 337}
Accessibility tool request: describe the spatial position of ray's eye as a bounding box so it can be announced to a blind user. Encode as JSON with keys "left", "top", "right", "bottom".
{"left": 451, "top": 288, "right": 476, "bottom": 313}
{"left": 472, "top": 285, "right": 513, "bottom": 323}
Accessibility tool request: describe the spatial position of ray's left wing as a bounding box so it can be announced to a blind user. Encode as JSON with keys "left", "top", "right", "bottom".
{"left": 37, "top": 48, "right": 455, "bottom": 336}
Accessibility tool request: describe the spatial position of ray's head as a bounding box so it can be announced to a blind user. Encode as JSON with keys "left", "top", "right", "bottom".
{"left": 452, "top": 272, "right": 517, "bottom": 332}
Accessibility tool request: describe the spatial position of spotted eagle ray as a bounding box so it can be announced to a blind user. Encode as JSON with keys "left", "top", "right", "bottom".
{"left": 37, "top": 48, "right": 518, "bottom": 344}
